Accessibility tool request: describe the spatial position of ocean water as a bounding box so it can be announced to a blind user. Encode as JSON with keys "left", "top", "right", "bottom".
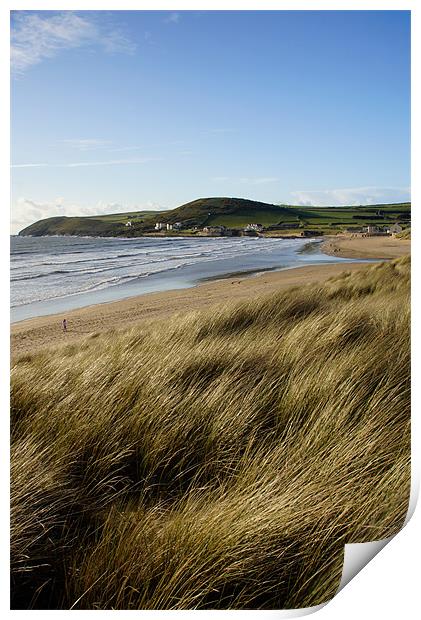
{"left": 11, "top": 235, "right": 356, "bottom": 322}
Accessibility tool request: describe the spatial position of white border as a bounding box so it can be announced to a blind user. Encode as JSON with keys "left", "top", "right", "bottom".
{"left": 2, "top": 2, "right": 418, "bottom": 618}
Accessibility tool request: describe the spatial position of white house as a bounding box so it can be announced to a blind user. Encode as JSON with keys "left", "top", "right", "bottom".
{"left": 244, "top": 223, "right": 264, "bottom": 232}
{"left": 364, "top": 225, "right": 379, "bottom": 235}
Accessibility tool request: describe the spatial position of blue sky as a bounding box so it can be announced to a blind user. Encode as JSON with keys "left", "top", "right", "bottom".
{"left": 11, "top": 10, "right": 410, "bottom": 233}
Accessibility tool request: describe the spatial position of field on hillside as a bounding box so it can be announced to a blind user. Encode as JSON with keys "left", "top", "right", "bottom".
{"left": 95, "top": 201, "right": 412, "bottom": 231}
{"left": 206, "top": 207, "right": 299, "bottom": 227}
{"left": 206, "top": 203, "right": 411, "bottom": 230}
{"left": 95, "top": 210, "right": 162, "bottom": 222}
{"left": 11, "top": 258, "right": 410, "bottom": 610}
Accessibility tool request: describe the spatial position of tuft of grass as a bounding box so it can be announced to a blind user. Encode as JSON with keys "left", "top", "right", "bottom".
{"left": 11, "top": 257, "right": 410, "bottom": 609}
{"left": 396, "top": 227, "right": 411, "bottom": 239}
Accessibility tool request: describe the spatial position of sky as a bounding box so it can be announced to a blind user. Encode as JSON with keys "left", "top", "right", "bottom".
{"left": 10, "top": 10, "right": 410, "bottom": 233}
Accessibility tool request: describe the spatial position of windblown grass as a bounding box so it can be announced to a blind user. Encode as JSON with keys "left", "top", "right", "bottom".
{"left": 397, "top": 227, "right": 411, "bottom": 239}
{"left": 10, "top": 256, "right": 410, "bottom": 610}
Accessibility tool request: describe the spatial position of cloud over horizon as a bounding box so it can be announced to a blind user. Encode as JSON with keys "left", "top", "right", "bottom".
{"left": 11, "top": 11, "right": 136, "bottom": 74}
{"left": 11, "top": 197, "right": 163, "bottom": 234}
{"left": 291, "top": 186, "right": 410, "bottom": 206}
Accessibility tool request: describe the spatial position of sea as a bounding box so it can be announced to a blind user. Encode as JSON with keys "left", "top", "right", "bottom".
{"left": 10, "top": 235, "right": 358, "bottom": 323}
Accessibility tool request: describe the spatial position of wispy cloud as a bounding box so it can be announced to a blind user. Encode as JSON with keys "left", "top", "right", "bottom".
{"left": 240, "top": 177, "right": 279, "bottom": 185}
{"left": 62, "top": 138, "right": 112, "bottom": 151}
{"left": 206, "top": 128, "right": 237, "bottom": 135}
{"left": 212, "top": 176, "right": 279, "bottom": 186}
{"left": 11, "top": 163, "right": 49, "bottom": 168}
{"left": 12, "top": 157, "right": 160, "bottom": 168}
{"left": 291, "top": 186, "right": 411, "bottom": 206}
{"left": 164, "top": 12, "right": 180, "bottom": 24}
{"left": 108, "top": 145, "right": 144, "bottom": 153}
{"left": 11, "top": 12, "right": 136, "bottom": 74}
{"left": 65, "top": 158, "right": 159, "bottom": 168}
{"left": 62, "top": 140, "right": 149, "bottom": 153}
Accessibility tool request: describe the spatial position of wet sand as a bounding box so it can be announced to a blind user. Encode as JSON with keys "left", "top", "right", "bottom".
{"left": 11, "top": 235, "right": 411, "bottom": 357}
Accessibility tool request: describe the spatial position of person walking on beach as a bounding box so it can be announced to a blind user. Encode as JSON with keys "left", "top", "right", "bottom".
{"left": 62, "top": 318, "right": 67, "bottom": 332}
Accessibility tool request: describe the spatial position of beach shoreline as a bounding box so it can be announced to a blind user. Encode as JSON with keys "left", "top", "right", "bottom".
{"left": 11, "top": 262, "right": 365, "bottom": 357}
{"left": 11, "top": 235, "right": 410, "bottom": 357}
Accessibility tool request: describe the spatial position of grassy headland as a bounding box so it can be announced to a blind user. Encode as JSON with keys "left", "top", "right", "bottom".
{"left": 11, "top": 257, "right": 410, "bottom": 609}
{"left": 18, "top": 197, "right": 411, "bottom": 237}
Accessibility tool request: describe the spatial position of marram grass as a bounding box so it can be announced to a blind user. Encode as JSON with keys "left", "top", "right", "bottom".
{"left": 10, "top": 256, "right": 410, "bottom": 609}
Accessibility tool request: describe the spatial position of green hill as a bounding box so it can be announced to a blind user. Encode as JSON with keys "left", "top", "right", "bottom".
{"left": 149, "top": 197, "right": 306, "bottom": 228}
{"left": 18, "top": 198, "right": 411, "bottom": 237}
{"left": 17, "top": 216, "right": 128, "bottom": 237}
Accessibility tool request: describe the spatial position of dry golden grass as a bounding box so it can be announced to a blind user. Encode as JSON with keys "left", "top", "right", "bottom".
{"left": 10, "top": 256, "right": 410, "bottom": 610}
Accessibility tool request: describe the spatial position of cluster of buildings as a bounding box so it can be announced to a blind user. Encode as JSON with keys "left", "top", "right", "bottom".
{"left": 198, "top": 224, "right": 320, "bottom": 237}
{"left": 152, "top": 222, "right": 267, "bottom": 237}
{"left": 154, "top": 222, "right": 183, "bottom": 231}
{"left": 150, "top": 220, "right": 407, "bottom": 238}
{"left": 201, "top": 224, "right": 265, "bottom": 237}
{"left": 345, "top": 223, "right": 404, "bottom": 237}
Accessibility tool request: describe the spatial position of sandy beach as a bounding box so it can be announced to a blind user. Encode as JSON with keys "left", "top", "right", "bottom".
{"left": 321, "top": 234, "right": 410, "bottom": 259}
{"left": 11, "top": 235, "right": 410, "bottom": 357}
